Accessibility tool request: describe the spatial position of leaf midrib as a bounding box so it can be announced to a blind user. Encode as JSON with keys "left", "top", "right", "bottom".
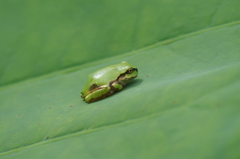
{"left": 1, "top": 20, "right": 240, "bottom": 91}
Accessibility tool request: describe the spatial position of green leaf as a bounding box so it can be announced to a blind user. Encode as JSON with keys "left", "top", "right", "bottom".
{"left": 1, "top": 0, "right": 240, "bottom": 159}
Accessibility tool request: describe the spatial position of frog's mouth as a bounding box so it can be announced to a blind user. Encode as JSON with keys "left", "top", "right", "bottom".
{"left": 126, "top": 75, "right": 137, "bottom": 80}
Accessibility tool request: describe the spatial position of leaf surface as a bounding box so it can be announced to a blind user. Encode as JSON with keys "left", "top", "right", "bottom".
{"left": 1, "top": 0, "right": 240, "bottom": 158}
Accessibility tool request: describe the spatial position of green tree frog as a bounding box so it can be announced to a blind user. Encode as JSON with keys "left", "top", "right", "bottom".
{"left": 81, "top": 61, "right": 138, "bottom": 103}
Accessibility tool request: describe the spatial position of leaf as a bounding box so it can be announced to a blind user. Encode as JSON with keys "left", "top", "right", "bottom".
{"left": 1, "top": 0, "right": 240, "bottom": 159}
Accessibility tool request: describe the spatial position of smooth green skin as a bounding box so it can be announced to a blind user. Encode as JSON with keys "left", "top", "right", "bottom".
{"left": 81, "top": 61, "right": 138, "bottom": 102}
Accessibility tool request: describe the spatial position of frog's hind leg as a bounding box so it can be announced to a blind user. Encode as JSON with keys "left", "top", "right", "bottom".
{"left": 85, "top": 85, "right": 113, "bottom": 103}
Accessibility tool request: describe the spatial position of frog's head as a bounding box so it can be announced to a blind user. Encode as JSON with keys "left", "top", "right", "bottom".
{"left": 117, "top": 61, "right": 138, "bottom": 85}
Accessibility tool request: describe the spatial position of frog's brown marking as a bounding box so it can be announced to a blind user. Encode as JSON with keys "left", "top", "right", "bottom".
{"left": 87, "top": 90, "right": 114, "bottom": 103}
{"left": 89, "top": 83, "right": 98, "bottom": 91}
{"left": 117, "top": 68, "right": 138, "bottom": 79}
{"left": 87, "top": 86, "right": 102, "bottom": 94}
{"left": 86, "top": 68, "right": 137, "bottom": 103}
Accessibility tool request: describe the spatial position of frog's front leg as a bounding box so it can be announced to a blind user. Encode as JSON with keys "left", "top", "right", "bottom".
{"left": 111, "top": 81, "right": 124, "bottom": 91}
{"left": 85, "top": 85, "right": 113, "bottom": 103}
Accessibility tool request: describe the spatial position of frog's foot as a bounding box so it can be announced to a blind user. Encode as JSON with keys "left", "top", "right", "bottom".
{"left": 85, "top": 85, "right": 114, "bottom": 103}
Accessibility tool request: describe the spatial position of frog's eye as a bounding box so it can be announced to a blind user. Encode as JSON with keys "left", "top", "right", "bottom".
{"left": 127, "top": 68, "right": 133, "bottom": 74}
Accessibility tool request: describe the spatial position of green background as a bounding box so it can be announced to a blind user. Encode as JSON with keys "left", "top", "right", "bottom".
{"left": 1, "top": 0, "right": 240, "bottom": 158}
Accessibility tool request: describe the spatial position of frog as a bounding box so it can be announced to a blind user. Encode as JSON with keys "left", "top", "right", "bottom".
{"left": 81, "top": 61, "right": 138, "bottom": 103}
